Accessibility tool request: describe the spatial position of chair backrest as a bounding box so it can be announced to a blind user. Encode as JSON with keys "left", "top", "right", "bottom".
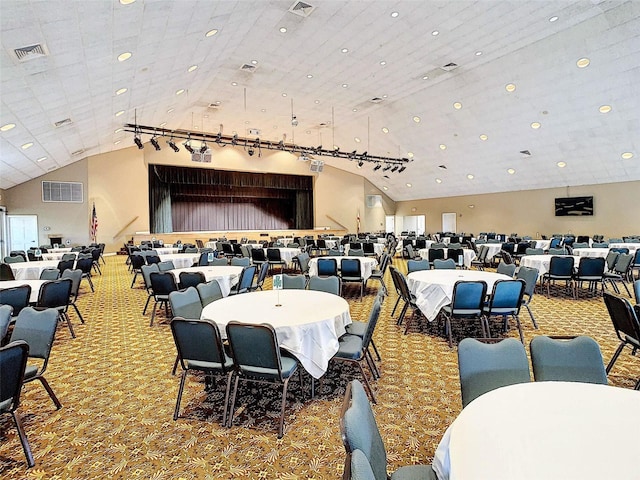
{"left": 349, "top": 248, "right": 365, "bottom": 257}
{"left": 603, "top": 292, "right": 640, "bottom": 346}
{"left": 496, "top": 261, "right": 517, "bottom": 277}
{"left": 4, "top": 255, "right": 25, "bottom": 264}
{"left": 141, "top": 263, "right": 160, "bottom": 289}
{"left": 458, "top": 338, "right": 531, "bottom": 408}
{"left": 230, "top": 257, "right": 250, "bottom": 267}
{"left": 37, "top": 278, "right": 72, "bottom": 309}
{"left": 433, "top": 258, "right": 456, "bottom": 270}
{"left": 0, "top": 285, "right": 31, "bottom": 317}
{"left": 450, "top": 281, "right": 487, "bottom": 315}
{"left": 428, "top": 248, "right": 445, "bottom": 262}
{"left": 525, "top": 248, "right": 544, "bottom": 255}
{"left": 605, "top": 250, "right": 620, "bottom": 271}
{"left": 56, "top": 259, "right": 75, "bottom": 274}
{"left": 158, "top": 260, "right": 175, "bottom": 272}
{"left": 0, "top": 340, "right": 30, "bottom": 412}
{"left": 196, "top": 280, "right": 224, "bottom": 306}
{"left": 447, "top": 248, "right": 464, "bottom": 264}
{"left": 516, "top": 266, "right": 539, "bottom": 298}
{"left": 149, "top": 271, "right": 179, "bottom": 296}
{"left": 266, "top": 248, "right": 283, "bottom": 261}
{"left": 209, "top": 257, "right": 228, "bottom": 266}
{"left": 548, "top": 247, "right": 567, "bottom": 255}
{"left": 296, "top": 252, "right": 311, "bottom": 274}
{"left": 328, "top": 248, "right": 343, "bottom": 256}
{"left": 548, "top": 256, "right": 574, "bottom": 276}
{"left": 76, "top": 257, "right": 94, "bottom": 274}
{"left": 634, "top": 279, "right": 640, "bottom": 305}
{"left": 407, "top": 259, "right": 429, "bottom": 273}
{"left": 572, "top": 242, "right": 589, "bottom": 249}
{"left": 251, "top": 248, "right": 267, "bottom": 262}
{"left": 317, "top": 258, "right": 338, "bottom": 276}
{"left": 169, "top": 287, "right": 203, "bottom": 320}
{"left": 39, "top": 268, "right": 60, "bottom": 280}
{"left": 10, "top": 307, "right": 58, "bottom": 361}
{"left": 350, "top": 449, "right": 377, "bottom": 480}
{"left": 613, "top": 253, "right": 633, "bottom": 274}
{"left": 0, "top": 263, "right": 16, "bottom": 280}
{"left": 308, "top": 275, "right": 340, "bottom": 295}
{"left": 530, "top": 336, "right": 607, "bottom": 384}
{"left": 282, "top": 274, "right": 306, "bottom": 289}
{"left": 340, "top": 379, "right": 387, "bottom": 480}
{"left": 576, "top": 257, "right": 605, "bottom": 277}
{"left": 178, "top": 271, "right": 206, "bottom": 289}
{"left": 361, "top": 299, "right": 381, "bottom": 350}
{"left": 341, "top": 258, "right": 362, "bottom": 278}
{"left": 60, "top": 268, "right": 83, "bottom": 297}
{"left": 171, "top": 318, "right": 229, "bottom": 372}
{"left": 592, "top": 242, "right": 609, "bottom": 248}
{"left": 486, "top": 279, "right": 525, "bottom": 314}
{"left": 0, "top": 304, "right": 13, "bottom": 340}
{"left": 236, "top": 265, "right": 257, "bottom": 293}
{"left": 226, "top": 322, "right": 285, "bottom": 379}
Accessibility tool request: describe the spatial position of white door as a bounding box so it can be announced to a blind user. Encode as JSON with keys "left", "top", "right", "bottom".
{"left": 385, "top": 215, "right": 395, "bottom": 234}
{"left": 442, "top": 212, "right": 457, "bottom": 233}
{"left": 0, "top": 207, "right": 7, "bottom": 259}
{"left": 8, "top": 215, "right": 38, "bottom": 253}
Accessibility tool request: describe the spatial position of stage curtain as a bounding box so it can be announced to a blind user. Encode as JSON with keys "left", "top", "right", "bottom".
{"left": 149, "top": 166, "right": 173, "bottom": 233}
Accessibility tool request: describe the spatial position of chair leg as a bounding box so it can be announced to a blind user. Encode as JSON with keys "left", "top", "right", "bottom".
{"left": 370, "top": 339, "right": 381, "bottom": 361}
{"left": 514, "top": 314, "right": 524, "bottom": 344}
{"left": 173, "top": 371, "right": 188, "bottom": 420}
{"left": 87, "top": 275, "right": 94, "bottom": 292}
{"left": 365, "top": 350, "right": 380, "bottom": 379}
{"left": 524, "top": 303, "right": 538, "bottom": 329}
{"left": 143, "top": 294, "right": 152, "bottom": 315}
{"left": 131, "top": 272, "right": 138, "bottom": 288}
{"left": 71, "top": 302, "right": 85, "bottom": 324}
{"left": 227, "top": 375, "right": 241, "bottom": 428}
{"left": 355, "top": 361, "right": 376, "bottom": 404}
{"left": 150, "top": 300, "right": 159, "bottom": 326}
{"left": 606, "top": 341, "right": 626, "bottom": 373}
{"left": 61, "top": 312, "right": 75, "bottom": 339}
{"left": 391, "top": 296, "right": 401, "bottom": 317}
{"left": 278, "top": 377, "right": 291, "bottom": 438}
{"left": 171, "top": 355, "right": 179, "bottom": 375}
{"left": 12, "top": 412, "right": 35, "bottom": 468}
{"left": 36, "top": 376, "right": 62, "bottom": 409}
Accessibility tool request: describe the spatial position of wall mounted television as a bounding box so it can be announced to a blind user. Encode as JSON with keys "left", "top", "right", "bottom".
{"left": 554, "top": 196, "right": 594, "bottom": 216}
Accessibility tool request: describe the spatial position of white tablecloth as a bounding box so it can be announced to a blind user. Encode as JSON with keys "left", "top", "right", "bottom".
{"left": 8, "top": 260, "right": 60, "bottom": 281}
{"left": 153, "top": 247, "right": 181, "bottom": 255}
{"left": 609, "top": 242, "right": 640, "bottom": 254}
{"left": 169, "top": 266, "right": 243, "bottom": 297}
{"left": 407, "top": 270, "right": 512, "bottom": 321}
{"left": 40, "top": 252, "right": 77, "bottom": 261}
{"left": 0, "top": 279, "right": 48, "bottom": 302}
{"left": 433, "top": 382, "right": 640, "bottom": 480}
{"left": 418, "top": 248, "right": 476, "bottom": 268}
{"left": 308, "top": 256, "right": 378, "bottom": 281}
{"left": 344, "top": 243, "right": 385, "bottom": 256}
{"left": 264, "top": 247, "right": 302, "bottom": 267}
{"left": 533, "top": 239, "right": 551, "bottom": 250}
{"left": 519, "top": 255, "right": 581, "bottom": 277}
{"left": 158, "top": 253, "right": 200, "bottom": 269}
{"left": 200, "top": 289, "right": 351, "bottom": 378}
{"left": 482, "top": 244, "right": 503, "bottom": 260}
{"left": 48, "top": 247, "right": 72, "bottom": 253}
{"left": 572, "top": 248, "right": 610, "bottom": 259}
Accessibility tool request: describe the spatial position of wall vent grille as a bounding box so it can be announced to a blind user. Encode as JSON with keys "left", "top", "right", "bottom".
{"left": 42, "top": 181, "right": 83, "bottom": 203}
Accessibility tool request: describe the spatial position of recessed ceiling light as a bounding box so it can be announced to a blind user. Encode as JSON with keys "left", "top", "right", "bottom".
{"left": 391, "top": 11, "right": 399, "bottom": 18}
{"left": 117, "top": 52, "right": 132, "bottom": 62}
{"left": 621, "top": 152, "right": 634, "bottom": 159}
{"left": 305, "top": 130, "right": 311, "bottom": 134}
{"left": 475, "top": 51, "right": 482, "bottom": 56}
{"left": 279, "top": 27, "right": 287, "bottom": 33}
{"left": 175, "top": 89, "right": 185, "bottom": 95}
{"left": 114, "top": 140, "right": 121, "bottom": 145}
{"left": 352, "top": 108, "right": 358, "bottom": 112}
{"left": 599, "top": 105, "right": 612, "bottom": 113}
{"left": 231, "top": 82, "right": 238, "bottom": 86}
{"left": 453, "top": 102, "right": 462, "bottom": 110}
{"left": 531, "top": 122, "right": 541, "bottom": 129}
{"left": 439, "top": 144, "right": 447, "bottom": 150}
{"left": 382, "top": 94, "right": 388, "bottom": 98}
{"left": 314, "top": 100, "right": 320, "bottom": 104}
{"left": 21, "top": 142, "right": 33, "bottom": 149}
{"left": 37, "top": 156, "right": 47, "bottom": 162}
{"left": 435, "top": 178, "right": 442, "bottom": 184}
{"left": 342, "top": 84, "right": 348, "bottom": 88}
{"left": 576, "top": 57, "right": 590, "bottom": 68}
{"left": 260, "top": 108, "right": 266, "bottom": 112}
{"left": 406, "top": 183, "right": 412, "bottom": 188}
{"left": 549, "top": 15, "right": 559, "bottom": 22}
{"left": 205, "top": 28, "right": 219, "bottom": 37}
{"left": 354, "top": 137, "right": 361, "bottom": 143}
{"left": 307, "top": 74, "right": 313, "bottom": 78}
{"left": 114, "top": 128, "right": 123, "bottom": 133}
{"left": 468, "top": 205, "right": 475, "bottom": 209}
{"left": 188, "top": 65, "right": 198, "bottom": 72}
{"left": 507, "top": 168, "right": 516, "bottom": 174}
{"left": 281, "top": 92, "right": 287, "bottom": 97}
{"left": 341, "top": 48, "right": 349, "bottom": 53}
{"left": 115, "top": 87, "right": 127, "bottom": 95}
{"left": 381, "top": 127, "right": 389, "bottom": 134}
{"left": 422, "top": 75, "right": 429, "bottom": 80}
{"left": 413, "top": 116, "right": 421, "bottom": 123}
{"left": 115, "top": 110, "right": 125, "bottom": 117}
{"left": 431, "top": 30, "right": 439, "bottom": 36}
{"left": 557, "top": 161, "right": 567, "bottom": 168}
{"left": 467, "top": 174, "right": 474, "bottom": 180}
{"left": 0, "top": 123, "right": 16, "bottom": 131}
{"left": 479, "top": 134, "right": 488, "bottom": 141}
{"left": 251, "top": 60, "right": 258, "bottom": 65}
{"left": 167, "top": 108, "right": 174, "bottom": 113}
{"left": 505, "top": 83, "right": 516, "bottom": 92}
{"left": 407, "top": 152, "right": 414, "bottom": 159}
{"left": 380, "top": 61, "right": 386, "bottom": 66}
{"left": 383, "top": 186, "right": 388, "bottom": 190}
{"left": 120, "top": 0, "right": 135, "bottom": 5}
{"left": 159, "top": 122, "right": 166, "bottom": 127}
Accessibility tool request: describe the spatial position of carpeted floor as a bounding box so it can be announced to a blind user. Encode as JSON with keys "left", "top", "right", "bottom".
{"left": 1, "top": 255, "right": 638, "bottom": 479}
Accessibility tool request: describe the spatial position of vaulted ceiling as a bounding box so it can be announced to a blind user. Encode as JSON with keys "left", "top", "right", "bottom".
{"left": 1, "top": 0, "right": 639, "bottom": 201}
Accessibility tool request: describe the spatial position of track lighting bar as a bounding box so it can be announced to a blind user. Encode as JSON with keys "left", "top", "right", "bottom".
{"left": 124, "top": 123, "right": 412, "bottom": 168}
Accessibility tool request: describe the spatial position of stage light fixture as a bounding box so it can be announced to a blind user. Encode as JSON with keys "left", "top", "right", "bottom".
{"left": 373, "top": 163, "right": 381, "bottom": 171}
{"left": 184, "top": 140, "right": 195, "bottom": 154}
{"left": 215, "top": 132, "right": 223, "bottom": 144}
{"left": 200, "top": 141, "right": 208, "bottom": 154}
{"left": 134, "top": 135, "right": 144, "bottom": 149}
{"left": 150, "top": 136, "right": 161, "bottom": 151}
{"left": 391, "top": 165, "right": 399, "bottom": 172}
{"left": 358, "top": 160, "right": 364, "bottom": 167}
{"left": 248, "top": 147, "right": 255, "bottom": 156}
{"left": 398, "top": 165, "right": 406, "bottom": 173}
{"left": 383, "top": 164, "right": 392, "bottom": 171}
{"left": 231, "top": 134, "right": 238, "bottom": 146}
{"left": 277, "top": 140, "right": 285, "bottom": 150}
{"left": 291, "top": 115, "right": 298, "bottom": 127}
{"left": 167, "top": 137, "right": 180, "bottom": 152}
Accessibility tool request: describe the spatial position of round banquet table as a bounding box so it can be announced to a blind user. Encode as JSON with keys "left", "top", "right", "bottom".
{"left": 8, "top": 260, "right": 60, "bottom": 281}
{"left": 0, "top": 279, "right": 48, "bottom": 303}
{"left": 344, "top": 243, "right": 385, "bottom": 256}
{"left": 418, "top": 248, "right": 476, "bottom": 268}
{"left": 264, "top": 247, "right": 302, "bottom": 267}
{"left": 200, "top": 289, "right": 351, "bottom": 379}
{"left": 40, "top": 251, "right": 77, "bottom": 261}
{"left": 48, "top": 247, "right": 72, "bottom": 253}
{"left": 572, "top": 248, "right": 610, "bottom": 259}
{"left": 407, "top": 270, "right": 512, "bottom": 321}
{"left": 169, "top": 265, "right": 243, "bottom": 297}
{"left": 609, "top": 242, "right": 640, "bottom": 254}
{"left": 519, "top": 254, "right": 581, "bottom": 277}
{"left": 432, "top": 382, "right": 640, "bottom": 480}
{"left": 307, "top": 256, "right": 378, "bottom": 281}
{"left": 158, "top": 253, "right": 200, "bottom": 269}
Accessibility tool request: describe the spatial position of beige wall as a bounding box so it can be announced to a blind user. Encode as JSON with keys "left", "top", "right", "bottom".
{"left": 395, "top": 181, "right": 640, "bottom": 238}
{"left": 4, "top": 159, "right": 89, "bottom": 247}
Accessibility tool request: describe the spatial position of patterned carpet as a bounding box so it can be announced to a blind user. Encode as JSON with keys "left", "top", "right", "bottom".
{"left": 1, "top": 255, "right": 638, "bottom": 478}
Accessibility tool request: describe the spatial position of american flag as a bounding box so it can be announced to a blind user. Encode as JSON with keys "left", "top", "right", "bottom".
{"left": 90, "top": 202, "right": 98, "bottom": 242}
{"left": 356, "top": 210, "right": 361, "bottom": 234}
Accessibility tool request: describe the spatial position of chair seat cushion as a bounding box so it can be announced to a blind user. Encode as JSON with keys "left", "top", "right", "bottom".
{"left": 345, "top": 321, "right": 366, "bottom": 337}
{"left": 187, "top": 356, "right": 233, "bottom": 371}
{"left": 335, "top": 334, "right": 364, "bottom": 359}
{"left": 24, "top": 364, "right": 38, "bottom": 380}
{"left": 391, "top": 465, "right": 438, "bottom": 480}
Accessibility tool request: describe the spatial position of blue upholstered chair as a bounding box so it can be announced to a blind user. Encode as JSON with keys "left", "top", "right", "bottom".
{"left": 530, "top": 335, "right": 607, "bottom": 384}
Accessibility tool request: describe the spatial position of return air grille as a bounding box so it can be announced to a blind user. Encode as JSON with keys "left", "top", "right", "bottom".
{"left": 42, "top": 181, "right": 84, "bottom": 203}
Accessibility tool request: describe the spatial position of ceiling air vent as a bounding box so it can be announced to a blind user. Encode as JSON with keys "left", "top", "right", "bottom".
{"left": 240, "top": 64, "right": 257, "bottom": 73}
{"left": 288, "top": 1, "right": 316, "bottom": 17}
{"left": 14, "top": 43, "right": 49, "bottom": 62}
{"left": 54, "top": 118, "right": 73, "bottom": 128}
{"left": 71, "top": 149, "right": 85, "bottom": 156}
{"left": 208, "top": 102, "right": 221, "bottom": 109}
{"left": 440, "top": 62, "right": 459, "bottom": 72}
{"left": 369, "top": 97, "right": 384, "bottom": 104}
{"left": 520, "top": 150, "right": 532, "bottom": 156}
